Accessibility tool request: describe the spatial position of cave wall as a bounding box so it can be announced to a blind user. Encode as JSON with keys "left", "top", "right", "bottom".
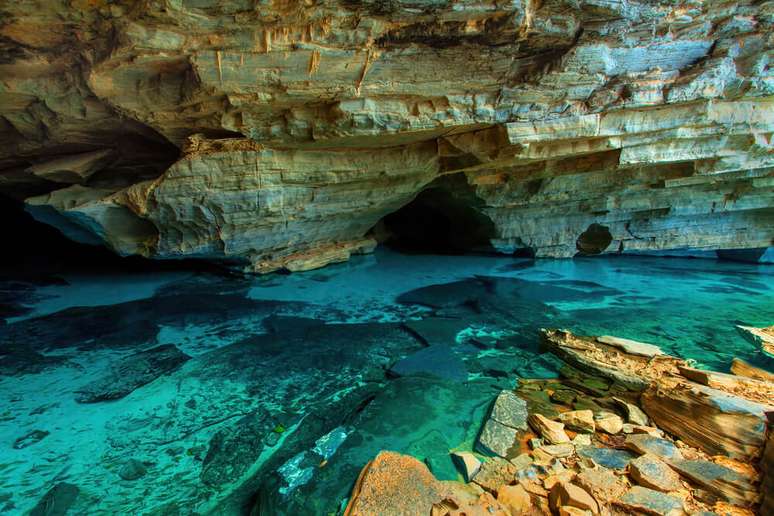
{"left": 1, "top": 0, "right": 772, "bottom": 271}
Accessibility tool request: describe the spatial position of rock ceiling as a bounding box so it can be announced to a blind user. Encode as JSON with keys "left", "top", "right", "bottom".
{"left": 1, "top": 0, "right": 772, "bottom": 271}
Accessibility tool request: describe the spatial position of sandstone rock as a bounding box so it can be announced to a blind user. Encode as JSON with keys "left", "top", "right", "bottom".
{"left": 558, "top": 507, "right": 592, "bottom": 516}
{"left": 736, "top": 325, "right": 774, "bottom": 357}
{"left": 451, "top": 452, "right": 481, "bottom": 483}
{"left": 558, "top": 410, "right": 596, "bottom": 434}
{"left": 496, "top": 484, "right": 531, "bottom": 515}
{"left": 477, "top": 418, "right": 520, "bottom": 459}
{"left": 616, "top": 486, "right": 685, "bottom": 515}
{"left": 594, "top": 412, "right": 623, "bottom": 435}
{"left": 641, "top": 383, "right": 773, "bottom": 460}
{"left": 344, "top": 451, "right": 444, "bottom": 515}
{"left": 575, "top": 468, "right": 628, "bottom": 503}
{"left": 625, "top": 435, "right": 683, "bottom": 461}
{"left": 2, "top": 1, "right": 772, "bottom": 269}
{"left": 509, "top": 453, "right": 534, "bottom": 471}
{"left": 572, "top": 434, "right": 592, "bottom": 447}
{"left": 544, "top": 471, "right": 577, "bottom": 490}
{"left": 549, "top": 482, "right": 599, "bottom": 515}
{"left": 542, "top": 444, "right": 575, "bottom": 458}
{"left": 613, "top": 398, "right": 649, "bottom": 426}
{"left": 668, "top": 459, "right": 758, "bottom": 507}
{"left": 528, "top": 414, "right": 570, "bottom": 445}
{"left": 596, "top": 336, "right": 663, "bottom": 358}
{"left": 629, "top": 454, "right": 682, "bottom": 493}
{"left": 730, "top": 358, "right": 774, "bottom": 383}
{"left": 761, "top": 414, "right": 774, "bottom": 516}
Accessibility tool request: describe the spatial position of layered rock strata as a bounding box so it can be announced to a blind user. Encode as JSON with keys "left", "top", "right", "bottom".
{"left": 1, "top": 0, "right": 773, "bottom": 269}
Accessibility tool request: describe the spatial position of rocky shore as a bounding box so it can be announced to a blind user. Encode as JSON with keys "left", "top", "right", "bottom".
{"left": 345, "top": 328, "right": 774, "bottom": 515}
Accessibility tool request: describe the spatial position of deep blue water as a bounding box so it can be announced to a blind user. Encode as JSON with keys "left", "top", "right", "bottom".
{"left": 0, "top": 250, "right": 772, "bottom": 514}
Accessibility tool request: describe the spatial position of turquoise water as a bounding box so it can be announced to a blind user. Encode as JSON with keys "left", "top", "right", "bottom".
{"left": 0, "top": 250, "right": 772, "bottom": 514}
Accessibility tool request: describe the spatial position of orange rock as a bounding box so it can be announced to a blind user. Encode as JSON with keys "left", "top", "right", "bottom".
{"left": 496, "top": 484, "right": 532, "bottom": 515}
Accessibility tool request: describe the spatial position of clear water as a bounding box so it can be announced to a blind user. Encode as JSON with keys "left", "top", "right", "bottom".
{"left": 1, "top": 250, "right": 772, "bottom": 514}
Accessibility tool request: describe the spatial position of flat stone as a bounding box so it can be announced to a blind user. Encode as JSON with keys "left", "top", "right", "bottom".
{"left": 577, "top": 447, "right": 636, "bottom": 470}
{"left": 630, "top": 454, "right": 682, "bottom": 492}
{"left": 542, "top": 443, "right": 575, "bottom": 458}
{"left": 669, "top": 459, "right": 758, "bottom": 507}
{"left": 75, "top": 344, "right": 191, "bottom": 403}
{"left": 477, "top": 417, "right": 520, "bottom": 458}
{"left": 497, "top": 484, "right": 532, "bottom": 515}
{"left": 617, "top": 486, "right": 685, "bottom": 515}
{"left": 529, "top": 414, "right": 570, "bottom": 444}
{"left": 596, "top": 335, "right": 663, "bottom": 357}
{"left": 613, "top": 397, "right": 649, "bottom": 426}
{"left": 625, "top": 434, "right": 683, "bottom": 460}
{"left": 389, "top": 344, "right": 467, "bottom": 382}
{"left": 551, "top": 389, "right": 577, "bottom": 405}
{"left": 549, "top": 482, "right": 599, "bottom": 514}
{"left": 472, "top": 457, "right": 517, "bottom": 493}
{"left": 576, "top": 468, "right": 628, "bottom": 502}
{"left": 594, "top": 412, "right": 623, "bottom": 434}
{"left": 559, "top": 410, "right": 595, "bottom": 433}
{"left": 451, "top": 451, "right": 481, "bottom": 482}
{"left": 544, "top": 471, "right": 577, "bottom": 489}
{"left": 489, "top": 390, "right": 529, "bottom": 430}
{"left": 572, "top": 434, "right": 592, "bottom": 447}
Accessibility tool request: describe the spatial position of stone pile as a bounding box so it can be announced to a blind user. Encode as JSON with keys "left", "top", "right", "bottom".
{"left": 345, "top": 328, "right": 773, "bottom": 515}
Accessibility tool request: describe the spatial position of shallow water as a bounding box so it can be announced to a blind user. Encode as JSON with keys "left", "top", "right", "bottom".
{"left": 0, "top": 250, "right": 772, "bottom": 514}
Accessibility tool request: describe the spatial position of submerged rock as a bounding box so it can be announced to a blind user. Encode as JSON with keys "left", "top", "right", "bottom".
{"left": 388, "top": 344, "right": 467, "bottom": 382}
{"left": 74, "top": 344, "right": 190, "bottom": 403}
{"left": 118, "top": 459, "right": 147, "bottom": 481}
{"left": 13, "top": 429, "right": 49, "bottom": 449}
{"left": 29, "top": 482, "right": 79, "bottom": 516}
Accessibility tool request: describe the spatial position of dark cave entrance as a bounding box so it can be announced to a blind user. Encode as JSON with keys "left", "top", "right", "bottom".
{"left": 375, "top": 175, "right": 497, "bottom": 255}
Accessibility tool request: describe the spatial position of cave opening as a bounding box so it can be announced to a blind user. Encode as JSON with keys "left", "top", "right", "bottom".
{"left": 576, "top": 223, "right": 613, "bottom": 255}
{"left": 375, "top": 175, "right": 497, "bottom": 255}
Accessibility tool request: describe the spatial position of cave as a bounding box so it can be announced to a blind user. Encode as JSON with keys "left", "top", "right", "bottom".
{"left": 376, "top": 176, "right": 496, "bottom": 255}
{"left": 576, "top": 223, "right": 613, "bottom": 255}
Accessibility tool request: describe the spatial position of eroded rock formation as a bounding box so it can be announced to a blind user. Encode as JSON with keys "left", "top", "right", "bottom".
{"left": 2, "top": 0, "right": 773, "bottom": 270}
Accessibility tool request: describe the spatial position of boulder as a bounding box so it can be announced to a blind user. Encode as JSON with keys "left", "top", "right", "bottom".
{"left": 451, "top": 452, "right": 481, "bottom": 482}
{"left": 558, "top": 410, "right": 596, "bottom": 433}
{"left": 616, "top": 486, "right": 685, "bottom": 515}
{"left": 629, "top": 454, "right": 682, "bottom": 493}
{"left": 528, "top": 414, "right": 570, "bottom": 444}
{"left": 641, "top": 383, "right": 772, "bottom": 460}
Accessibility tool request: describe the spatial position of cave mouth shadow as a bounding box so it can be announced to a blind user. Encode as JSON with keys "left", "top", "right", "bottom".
{"left": 374, "top": 175, "right": 497, "bottom": 255}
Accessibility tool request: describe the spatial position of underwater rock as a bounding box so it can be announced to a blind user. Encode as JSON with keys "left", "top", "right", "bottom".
{"left": 118, "top": 459, "right": 147, "bottom": 481}
{"left": 388, "top": 344, "right": 467, "bottom": 382}
{"left": 29, "top": 482, "right": 79, "bottom": 516}
{"left": 12, "top": 429, "right": 49, "bottom": 449}
{"left": 75, "top": 344, "right": 191, "bottom": 403}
